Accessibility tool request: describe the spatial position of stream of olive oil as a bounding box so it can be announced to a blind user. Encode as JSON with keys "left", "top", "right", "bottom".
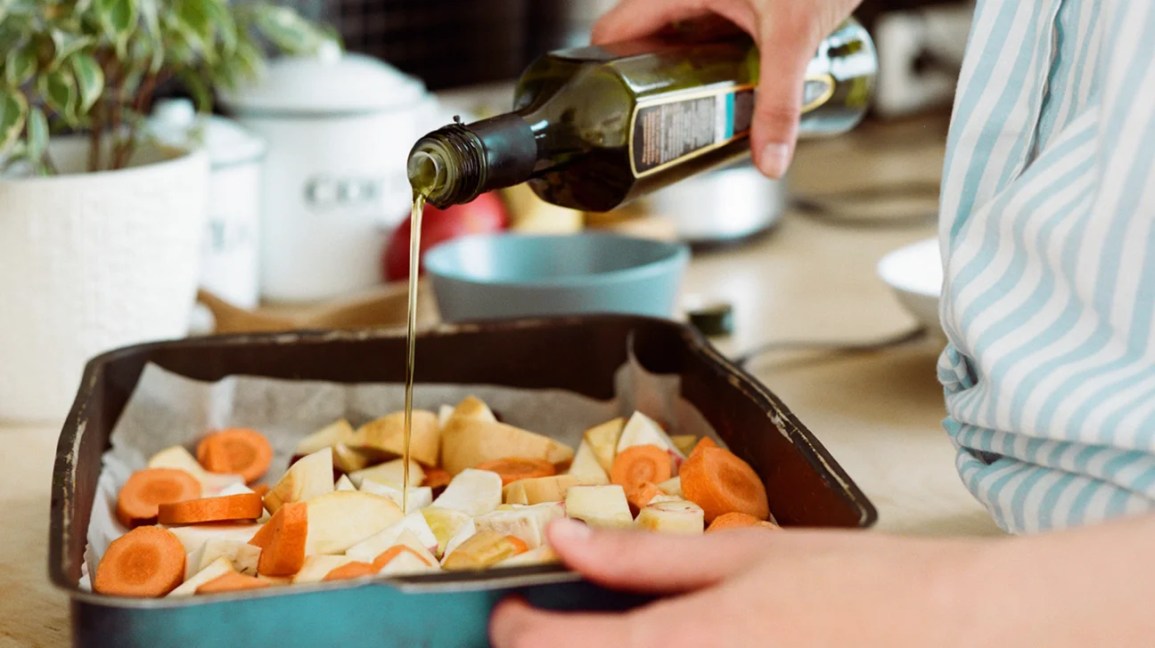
{"left": 401, "top": 193, "right": 425, "bottom": 514}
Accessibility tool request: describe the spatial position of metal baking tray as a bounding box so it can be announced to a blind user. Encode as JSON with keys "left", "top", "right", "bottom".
{"left": 49, "top": 315, "right": 875, "bottom": 648}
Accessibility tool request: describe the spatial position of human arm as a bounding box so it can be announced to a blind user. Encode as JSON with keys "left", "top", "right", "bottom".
{"left": 592, "top": 0, "right": 863, "bottom": 178}
{"left": 490, "top": 515, "right": 1155, "bottom": 646}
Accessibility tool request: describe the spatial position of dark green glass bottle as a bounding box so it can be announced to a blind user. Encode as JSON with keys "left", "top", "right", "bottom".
{"left": 408, "top": 19, "right": 876, "bottom": 211}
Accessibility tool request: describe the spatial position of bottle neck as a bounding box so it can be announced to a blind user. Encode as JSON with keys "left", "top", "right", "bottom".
{"left": 407, "top": 114, "right": 538, "bottom": 207}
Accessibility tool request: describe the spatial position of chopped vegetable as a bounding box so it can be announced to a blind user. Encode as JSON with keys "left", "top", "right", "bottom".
{"left": 196, "top": 570, "right": 271, "bottom": 594}
{"left": 610, "top": 445, "right": 672, "bottom": 502}
{"left": 196, "top": 427, "right": 274, "bottom": 484}
{"left": 158, "top": 493, "right": 264, "bottom": 525}
{"left": 322, "top": 561, "right": 378, "bottom": 582}
{"left": 475, "top": 457, "right": 557, "bottom": 486}
{"left": 93, "top": 526, "right": 186, "bottom": 597}
{"left": 680, "top": 445, "right": 769, "bottom": 523}
{"left": 255, "top": 501, "right": 308, "bottom": 577}
{"left": 115, "top": 468, "right": 201, "bottom": 528}
{"left": 705, "top": 511, "right": 779, "bottom": 532}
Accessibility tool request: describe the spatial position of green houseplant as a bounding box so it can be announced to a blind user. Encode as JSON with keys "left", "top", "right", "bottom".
{"left": 0, "top": 0, "right": 333, "bottom": 422}
{"left": 0, "top": 0, "right": 331, "bottom": 174}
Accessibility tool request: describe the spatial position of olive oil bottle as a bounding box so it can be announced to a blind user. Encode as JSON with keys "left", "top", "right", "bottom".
{"left": 408, "top": 19, "right": 876, "bottom": 211}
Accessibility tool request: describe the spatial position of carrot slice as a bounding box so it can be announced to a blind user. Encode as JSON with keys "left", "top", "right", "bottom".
{"left": 251, "top": 484, "right": 271, "bottom": 499}
{"left": 256, "top": 501, "right": 308, "bottom": 577}
{"left": 249, "top": 518, "right": 274, "bottom": 550}
{"left": 705, "top": 511, "right": 779, "bottom": 533}
{"left": 115, "top": 468, "right": 201, "bottom": 528}
{"left": 196, "top": 428, "right": 273, "bottom": 484}
{"left": 505, "top": 535, "right": 529, "bottom": 556}
{"left": 626, "top": 480, "right": 662, "bottom": 511}
{"left": 421, "top": 466, "right": 453, "bottom": 490}
{"left": 690, "top": 436, "right": 717, "bottom": 458}
{"left": 158, "top": 493, "right": 264, "bottom": 525}
{"left": 93, "top": 526, "right": 186, "bottom": 597}
{"left": 372, "top": 545, "right": 433, "bottom": 571}
{"left": 475, "top": 457, "right": 557, "bottom": 486}
{"left": 680, "top": 446, "right": 769, "bottom": 523}
{"left": 323, "top": 561, "right": 379, "bottom": 582}
{"left": 196, "top": 570, "right": 271, "bottom": 594}
{"left": 610, "top": 445, "right": 672, "bottom": 496}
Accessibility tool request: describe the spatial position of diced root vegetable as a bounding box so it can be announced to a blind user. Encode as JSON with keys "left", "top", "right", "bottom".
{"left": 582, "top": 418, "right": 625, "bottom": 473}
{"left": 635, "top": 499, "right": 705, "bottom": 535}
{"left": 304, "top": 491, "right": 404, "bottom": 555}
{"left": 474, "top": 502, "right": 564, "bottom": 549}
{"left": 420, "top": 507, "right": 474, "bottom": 558}
{"left": 348, "top": 410, "right": 440, "bottom": 467}
{"left": 564, "top": 485, "right": 633, "bottom": 529}
{"left": 348, "top": 459, "right": 425, "bottom": 490}
{"left": 433, "top": 469, "right": 503, "bottom": 517}
{"left": 264, "top": 447, "right": 334, "bottom": 515}
{"left": 294, "top": 419, "right": 355, "bottom": 457}
{"left": 442, "top": 531, "right": 529, "bottom": 570}
{"left": 168, "top": 556, "right": 234, "bottom": 598}
{"left": 502, "top": 475, "right": 580, "bottom": 505}
{"left": 439, "top": 418, "right": 573, "bottom": 476}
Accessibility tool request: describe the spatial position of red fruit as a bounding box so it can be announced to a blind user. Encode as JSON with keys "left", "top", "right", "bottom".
{"left": 383, "top": 192, "right": 509, "bottom": 281}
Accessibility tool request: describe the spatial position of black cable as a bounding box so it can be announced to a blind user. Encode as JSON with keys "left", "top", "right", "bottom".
{"left": 791, "top": 179, "right": 941, "bottom": 229}
{"left": 733, "top": 325, "right": 930, "bottom": 368}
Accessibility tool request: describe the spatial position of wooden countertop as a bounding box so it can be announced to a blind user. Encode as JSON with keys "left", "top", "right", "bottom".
{"left": 0, "top": 113, "right": 1000, "bottom": 647}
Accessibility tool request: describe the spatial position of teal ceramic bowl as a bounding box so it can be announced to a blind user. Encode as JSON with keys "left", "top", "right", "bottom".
{"left": 423, "top": 233, "right": 691, "bottom": 321}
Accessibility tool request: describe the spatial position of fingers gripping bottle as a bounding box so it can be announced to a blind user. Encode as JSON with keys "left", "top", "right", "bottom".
{"left": 408, "top": 19, "right": 876, "bottom": 211}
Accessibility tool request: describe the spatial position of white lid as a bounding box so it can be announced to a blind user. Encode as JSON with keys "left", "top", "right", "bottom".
{"left": 219, "top": 47, "right": 427, "bottom": 115}
{"left": 150, "top": 99, "right": 267, "bottom": 167}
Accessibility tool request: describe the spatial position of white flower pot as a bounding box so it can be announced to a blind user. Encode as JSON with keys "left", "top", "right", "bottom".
{"left": 0, "top": 138, "right": 208, "bottom": 422}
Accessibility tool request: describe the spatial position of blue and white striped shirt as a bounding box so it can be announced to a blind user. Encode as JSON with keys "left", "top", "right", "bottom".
{"left": 938, "top": 0, "right": 1155, "bottom": 533}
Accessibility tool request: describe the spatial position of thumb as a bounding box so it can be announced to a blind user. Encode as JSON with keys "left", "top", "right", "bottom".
{"left": 750, "top": 10, "right": 828, "bottom": 178}
{"left": 546, "top": 518, "right": 767, "bottom": 593}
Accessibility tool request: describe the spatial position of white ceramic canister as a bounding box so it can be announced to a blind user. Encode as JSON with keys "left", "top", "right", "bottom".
{"left": 151, "top": 99, "right": 267, "bottom": 308}
{"left": 220, "top": 48, "right": 434, "bottom": 303}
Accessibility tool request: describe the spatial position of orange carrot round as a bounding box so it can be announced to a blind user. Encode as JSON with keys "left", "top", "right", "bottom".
{"left": 505, "top": 535, "right": 530, "bottom": 556}
{"left": 680, "top": 446, "right": 770, "bottom": 523}
{"left": 197, "top": 428, "right": 273, "bottom": 484}
{"left": 475, "top": 457, "right": 557, "bottom": 486}
{"left": 705, "top": 511, "right": 779, "bottom": 533}
{"left": 116, "top": 468, "right": 201, "bottom": 528}
{"left": 196, "top": 570, "right": 271, "bottom": 594}
{"left": 690, "top": 436, "right": 718, "bottom": 457}
{"left": 626, "top": 480, "right": 663, "bottom": 511}
{"left": 158, "top": 492, "right": 264, "bottom": 525}
{"left": 372, "top": 545, "right": 433, "bottom": 571}
{"left": 93, "top": 526, "right": 186, "bottom": 597}
{"left": 421, "top": 466, "right": 453, "bottom": 491}
{"left": 610, "top": 445, "right": 672, "bottom": 496}
{"left": 256, "top": 501, "right": 308, "bottom": 577}
{"left": 324, "top": 561, "right": 378, "bottom": 581}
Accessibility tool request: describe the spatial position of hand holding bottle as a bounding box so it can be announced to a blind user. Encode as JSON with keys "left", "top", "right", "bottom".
{"left": 593, "top": 0, "right": 864, "bottom": 178}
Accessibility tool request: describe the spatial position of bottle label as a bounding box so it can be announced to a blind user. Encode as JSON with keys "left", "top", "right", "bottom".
{"left": 630, "top": 84, "right": 754, "bottom": 177}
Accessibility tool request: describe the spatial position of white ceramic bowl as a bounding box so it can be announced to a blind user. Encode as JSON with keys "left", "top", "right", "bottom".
{"left": 876, "top": 237, "right": 942, "bottom": 333}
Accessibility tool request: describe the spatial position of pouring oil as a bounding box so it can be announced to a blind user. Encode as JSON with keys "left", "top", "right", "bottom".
{"left": 401, "top": 192, "right": 425, "bottom": 514}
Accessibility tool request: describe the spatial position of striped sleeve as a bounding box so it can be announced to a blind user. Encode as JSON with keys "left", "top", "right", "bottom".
{"left": 938, "top": 0, "right": 1155, "bottom": 533}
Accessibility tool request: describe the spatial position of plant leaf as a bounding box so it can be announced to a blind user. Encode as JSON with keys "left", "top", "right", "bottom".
{"left": 252, "top": 4, "right": 330, "bottom": 55}
{"left": 4, "top": 40, "right": 39, "bottom": 88}
{"left": 94, "top": 0, "right": 137, "bottom": 47}
{"left": 175, "top": 0, "right": 212, "bottom": 44}
{"left": 0, "top": 90, "right": 29, "bottom": 152}
{"left": 24, "top": 105, "right": 48, "bottom": 168}
{"left": 50, "top": 29, "right": 93, "bottom": 63}
{"left": 179, "top": 70, "right": 212, "bottom": 113}
{"left": 70, "top": 52, "right": 104, "bottom": 112}
{"left": 39, "top": 67, "right": 78, "bottom": 123}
